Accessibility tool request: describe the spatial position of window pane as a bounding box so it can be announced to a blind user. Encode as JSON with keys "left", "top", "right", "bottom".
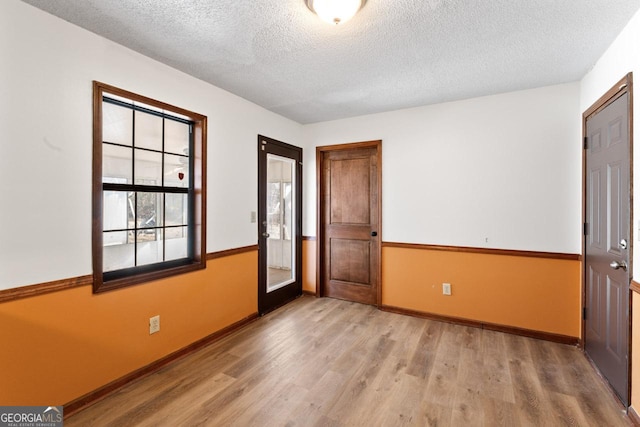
{"left": 134, "top": 149, "right": 162, "bottom": 185}
{"left": 103, "top": 231, "right": 134, "bottom": 272}
{"left": 166, "top": 193, "right": 188, "bottom": 226}
{"left": 137, "top": 192, "right": 163, "bottom": 228}
{"left": 95, "top": 83, "right": 205, "bottom": 293}
{"left": 165, "top": 119, "right": 189, "bottom": 156}
{"left": 127, "top": 192, "right": 135, "bottom": 228}
{"left": 103, "top": 191, "right": 129, "bottom": 231}
{"left": 103, "top": 102, "right": 132, "bottom": 146}
{"left": 267, "top": 182, "right": 281, "bottom": 240}
{"left": 283, "top": 182, "right": 292, "bottom": 241}
{"left": 137, "top": 229, "right": 163, "bottom": 266}
{"left": 166, "top": 226, "right": 188, "bottom": 261}
{"left": 266, "top": 155, "right": 295, "bottom": 293}
{"left": 103, "top": 144, "right": 132, "bottom": 184}
{"left": 134, "top": 110, "right": 162, "bottom": 151}
{"left": 165, "top": 154, "right": 189, "bottom": 188}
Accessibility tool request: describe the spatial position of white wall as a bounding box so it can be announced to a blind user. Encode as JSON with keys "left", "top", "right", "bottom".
{"left": 580, "top": 7, "right": 640, "bottom": 275}
{"left": 0, "top": 0, "right": 303, "bottom": 290}
{"left": 303, "top": 83, "right": 582, "bottom": 254}
{"left": 0, "top": 0, "right": 594, "bottom": 291}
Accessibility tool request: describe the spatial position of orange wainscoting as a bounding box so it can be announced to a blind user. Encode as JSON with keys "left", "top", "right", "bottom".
{"left": 302, "top": 238, "right": 316, "bottom": 294}
{"left": 303, "top": 240, "right": 581, "bottom": 338}
{"left": 382, "top": 246, "right": 581, "bottom": 338}
{"left": 0, "top": 250, "right": 257, "bottom": 406}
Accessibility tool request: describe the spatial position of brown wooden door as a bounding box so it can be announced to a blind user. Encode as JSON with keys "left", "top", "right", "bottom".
{"left": 584, "top": 83, "right": 631, "bottom": 407}
{"left": 318, "top": 141, "right": 381, "bottom": 306}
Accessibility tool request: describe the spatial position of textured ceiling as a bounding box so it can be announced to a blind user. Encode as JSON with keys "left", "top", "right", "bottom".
{"left": 19, "top": 0, "right": 640, "bottom": 124}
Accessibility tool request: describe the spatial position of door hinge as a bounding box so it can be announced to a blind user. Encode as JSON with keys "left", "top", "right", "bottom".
{"left": 583, "top": 222, "right": 588, "bottom": 236}
{"left": 583, "top": 136, "right": 588, "bottom": 150}
{"left": 583, "top": 307, "right": 587, "bottom": 320}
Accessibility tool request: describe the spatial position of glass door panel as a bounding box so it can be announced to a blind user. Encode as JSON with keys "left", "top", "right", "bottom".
{"left": 266, "top": 154, "right": 295, "bottom": 293}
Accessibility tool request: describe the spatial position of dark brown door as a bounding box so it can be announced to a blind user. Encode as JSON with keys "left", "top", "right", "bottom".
{"left": 318, "top": 141, "right": 381, "bottom": 306}
{"left": 258, "top": 136, "right": 302, "bottom": 315}
{"left": 584, "top": 87, "right": 631, "bottom": 406}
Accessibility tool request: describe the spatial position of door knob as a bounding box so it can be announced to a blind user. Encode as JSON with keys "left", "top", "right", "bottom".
{"left": 371, "top": 231, "right": 378, "bottom": 237}
{"left": 610, "top": 260, "right": 628, "bottom": 271}
{"left": 262, "top": 232, "right": 270, "bottom": 238}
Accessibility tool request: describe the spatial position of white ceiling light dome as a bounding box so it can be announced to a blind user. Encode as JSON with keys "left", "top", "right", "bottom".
{"left": 306, "top": 0, "right": 367, "bottom": 25}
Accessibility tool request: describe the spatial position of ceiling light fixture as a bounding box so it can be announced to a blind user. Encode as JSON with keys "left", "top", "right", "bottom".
{"left": 305, "top": 0, "right": 367, "bottom": 25}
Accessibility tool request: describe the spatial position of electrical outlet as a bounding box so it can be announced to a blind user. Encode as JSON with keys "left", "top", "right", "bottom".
{"left": 442, "top": 283, "right": 452, "bottom": 296}
{"left": 250, "top": 211, "right": 257, "bottom": 223}
{"left": 149, "top": 315, "right": 160, "bottom": 334}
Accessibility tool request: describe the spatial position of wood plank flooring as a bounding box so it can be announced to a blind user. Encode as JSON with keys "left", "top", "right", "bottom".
{"left": 66, "top": 296, "right": 630, "bottom": 426}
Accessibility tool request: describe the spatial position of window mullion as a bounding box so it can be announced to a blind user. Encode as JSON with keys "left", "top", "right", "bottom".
{"left": 133, "top": 191, "right": 138, "bottom": 267}
{"left": 188, "top": 124, "right": 195, "bottom": 259}
{"left": 103, "top": 183, "right": 188, "bottom": 193}
{"left": 162, "top": 117, "right": 166, "bottom": 262}
{"left": 132, "top": 108, "right": 137, "bottom": 268}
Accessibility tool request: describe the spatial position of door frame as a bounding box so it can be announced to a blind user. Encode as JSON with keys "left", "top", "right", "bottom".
{"left": 258, "top": 135, "right": 303, "bottom": 315}
{"left": 581, "top": 72, "right": 634, "bottom": 407}
{"left": 316, "top": 140, "right": 382, "bottom": 306}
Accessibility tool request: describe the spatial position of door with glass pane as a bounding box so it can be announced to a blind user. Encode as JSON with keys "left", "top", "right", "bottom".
{"left": 258, "top": 136, "right": 302, "bottom": 315}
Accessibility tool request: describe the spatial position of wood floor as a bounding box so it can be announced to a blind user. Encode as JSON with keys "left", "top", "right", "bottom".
{"left": 66, "top": 296, "right": 630, "bottom": 426}
{"left": 268, "top": 267, "right": 293, "bottom": 285}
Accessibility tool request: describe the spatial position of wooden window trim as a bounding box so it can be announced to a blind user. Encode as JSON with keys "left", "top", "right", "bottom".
{"left": 92, "top": 81, "right": 207, "bottom": 293}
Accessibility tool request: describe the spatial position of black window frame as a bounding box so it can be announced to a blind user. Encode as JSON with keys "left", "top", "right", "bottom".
{"left": 92, "top": 81, "right": 207, "bottom": 293}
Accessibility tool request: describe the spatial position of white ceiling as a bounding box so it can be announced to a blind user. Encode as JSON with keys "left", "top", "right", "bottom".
{"left": 20, "top": 0, "right": 640, "bottom": 124}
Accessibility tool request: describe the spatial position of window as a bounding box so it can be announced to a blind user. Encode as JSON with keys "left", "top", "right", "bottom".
{"left": 92, "top": 82, "right": 206, "bottom": 293}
